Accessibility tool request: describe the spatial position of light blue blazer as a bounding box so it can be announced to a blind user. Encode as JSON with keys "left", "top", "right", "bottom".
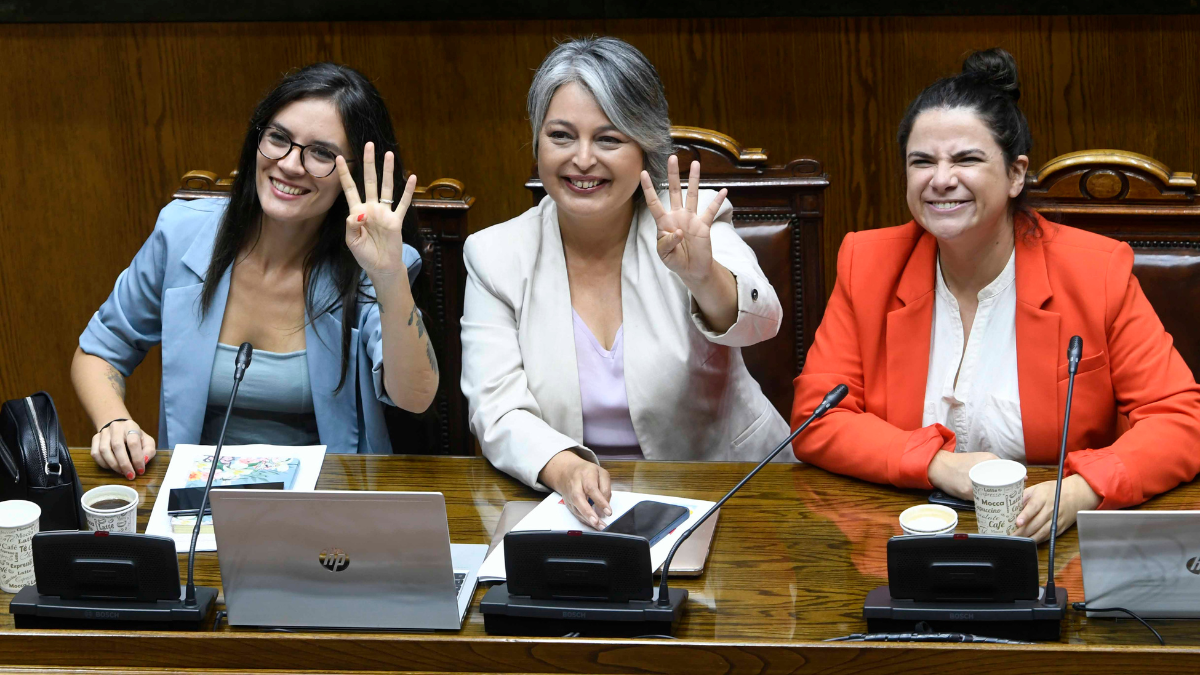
{"left": 79, "top": 198, "right": 422, "bottom": 454}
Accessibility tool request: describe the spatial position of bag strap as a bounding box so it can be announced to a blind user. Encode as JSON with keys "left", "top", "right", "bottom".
{"left": 0, "top": 432, "right": 18, "bottom": 483}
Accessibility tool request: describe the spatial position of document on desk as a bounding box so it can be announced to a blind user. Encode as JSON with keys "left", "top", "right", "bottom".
{"left": 476, "top": 490, "right": 716, "bottom": 582}
{"left": 145, "top": 444, "right": 326, "bottom": 552}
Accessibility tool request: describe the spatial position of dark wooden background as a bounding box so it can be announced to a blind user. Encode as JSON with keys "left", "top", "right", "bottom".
{"left": 2, "top": 16, "right": 1198, "bottom": 446}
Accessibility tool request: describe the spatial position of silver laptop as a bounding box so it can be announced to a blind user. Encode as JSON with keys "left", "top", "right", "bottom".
{"left": 1077, "top": 510, "right": 1200, "bottom": 618}
{"left": 208, "top": 489, "right": 487, "bottom": 630}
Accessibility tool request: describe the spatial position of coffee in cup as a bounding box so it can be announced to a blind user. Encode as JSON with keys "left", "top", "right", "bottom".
{"left": 82, "top": 485, "right": 139, "bottom": 533}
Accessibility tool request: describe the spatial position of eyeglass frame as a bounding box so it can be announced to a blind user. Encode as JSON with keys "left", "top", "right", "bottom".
{"left": 255, "top": 125, "right": 356, "bottom": 178}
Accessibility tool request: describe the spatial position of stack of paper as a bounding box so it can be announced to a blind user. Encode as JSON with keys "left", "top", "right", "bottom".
{"left": 145, "top": 444, "right": 326, "bottom": 552}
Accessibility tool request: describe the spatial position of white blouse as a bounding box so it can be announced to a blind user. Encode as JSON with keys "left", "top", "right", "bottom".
{"left": 921, "top": 250, "right": 1025, "bottom": 461}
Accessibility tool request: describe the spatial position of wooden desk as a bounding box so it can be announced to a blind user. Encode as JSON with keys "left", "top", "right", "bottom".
{"left": 0, "top": 450, "right": 1196, "bottom": 674}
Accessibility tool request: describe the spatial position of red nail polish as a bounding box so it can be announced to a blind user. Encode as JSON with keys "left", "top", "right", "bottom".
{"left": 126, "top": 472, "right": 135, "bottom": 480}
{"left": 357, "top": 213, "right": 365, "bottom": 221}
{"left": 137, "top": 468, "right": 144, "bottom": 475}
{"left": 144, "top": 455, "right": 149, "bottom": 463}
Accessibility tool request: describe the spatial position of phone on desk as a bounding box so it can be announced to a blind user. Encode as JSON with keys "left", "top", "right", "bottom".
{"left": 603, "top": 500, "right": 690, "bottom": 546}
{"left": 167, "top": 482, "right": 284, "bottom": 516}
{"left": 928, "top": 489, "right": 975, "bottom": 511}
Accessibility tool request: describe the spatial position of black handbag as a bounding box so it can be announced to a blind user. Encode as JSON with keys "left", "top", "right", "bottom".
{"left": 0, "top": 392, "right": 86, "bottom": 531}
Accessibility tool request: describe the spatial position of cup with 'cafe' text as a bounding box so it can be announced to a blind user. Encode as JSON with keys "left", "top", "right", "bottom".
{"left": 969, "top": 459, "right": 1027, "bottom": 536}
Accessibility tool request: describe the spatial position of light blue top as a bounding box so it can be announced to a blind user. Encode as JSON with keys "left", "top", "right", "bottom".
{"left": 79, "top": 198, "right": 423, "bottom": 454}
{"left": 200, "top": 343, "right": 319, "bottom": 447}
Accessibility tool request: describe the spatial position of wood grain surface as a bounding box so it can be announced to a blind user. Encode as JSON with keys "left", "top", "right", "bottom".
{"left": 0, "top": 450, "right": 1196, "bottom": 674}
{"left": 1, "top": 18, "right": 1199, "bottom": 449}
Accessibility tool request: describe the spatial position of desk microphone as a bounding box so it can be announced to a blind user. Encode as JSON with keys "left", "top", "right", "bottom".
{"left": 1044, "top": 335, "right": 1081, "bottom": 607}
{"left": 656, "top": 383, "right": 848, "bottom": 606}
{"left": 183, "top": 341, "right": 253, "bottom": 608}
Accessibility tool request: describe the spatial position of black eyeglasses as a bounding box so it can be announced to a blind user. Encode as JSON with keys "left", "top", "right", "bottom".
{"left": 256, "top": 126, "right": 353, "bottom": 178}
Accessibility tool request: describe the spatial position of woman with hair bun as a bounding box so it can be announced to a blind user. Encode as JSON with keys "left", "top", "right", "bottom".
{"left": 791, "top": 48, "right": 1200, "bottom": 541}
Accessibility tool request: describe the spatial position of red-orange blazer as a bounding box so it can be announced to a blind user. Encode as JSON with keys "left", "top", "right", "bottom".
{"left": 791, "top": 213, "right": 1200, "bottom": 509}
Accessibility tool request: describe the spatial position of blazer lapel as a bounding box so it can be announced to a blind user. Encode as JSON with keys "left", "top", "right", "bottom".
{"left": 1015, "top": 231, "right": 1060, "bottom": 464}
{"left": 160, "top": 227, "right": 225, "bottom": 448}
{"left": 885, "top": 229, "right": 937, "bottom": 429}
{"left": 306, "top": 273, "right": 358, "bottom": 454}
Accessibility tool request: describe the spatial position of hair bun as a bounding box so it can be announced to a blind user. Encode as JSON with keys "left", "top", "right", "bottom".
{"left": 961, "top": 48, "right": 1021, "bottom": 102}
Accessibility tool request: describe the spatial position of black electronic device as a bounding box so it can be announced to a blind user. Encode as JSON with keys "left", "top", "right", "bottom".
{"left": 928, "top": 489, "right": 975, "bottom": 511}
{"left": 863, "top": 337, "right": 1084, "bottom": 641}
{"left": 481, "top": 384, "right": 848, "bottom": 637}
{"left": 603, "top": 501, "right": 690, "bottom": 547}
{"left": 166, "top": 481, "right": 284, "bottom": 516}
{"left": 480, "top": 529, "right": 685, "bottom": 636}
{"left": 8, "top": 342, "right": 252, "bottom": 630}
{"left": 9, "top": 531, "right": 217, "bottom": 629}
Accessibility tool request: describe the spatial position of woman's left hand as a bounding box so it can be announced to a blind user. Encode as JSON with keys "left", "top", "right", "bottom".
{"left": 336, "top": 142, "right": 418, "bottom": 283}
{"left": 641, "top": 155, "right": 729, "bottom": 285}
{"left": 1012, "top": 474, "right": 1102, "bottom": 543}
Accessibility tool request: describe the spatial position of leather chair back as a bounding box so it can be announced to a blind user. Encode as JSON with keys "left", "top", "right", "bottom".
{"left": 1027, "top": 150, "right": 1200, "bottom": 375}
{"left": 527, "top": 127, "right": 830, "bottom": 418}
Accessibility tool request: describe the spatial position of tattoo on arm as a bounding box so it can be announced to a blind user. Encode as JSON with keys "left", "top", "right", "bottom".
{"left": 104, "top": 366, "right": 126, "bottom": 399}
{"left": 406, "top": 306, "right": 415, "bottom": 326}
{"left": 425, "top": 339, "right": 439, "bottom": 377}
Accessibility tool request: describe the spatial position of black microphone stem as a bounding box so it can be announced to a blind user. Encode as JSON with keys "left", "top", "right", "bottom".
{"left": 184, "top": 343, "right": 252, "bottom": 607}
{"left": 1046, "top": 336, "right": 1082, "bottom": 607}
{"left": 657, "top": 384, "right": 847, "bottom": 606}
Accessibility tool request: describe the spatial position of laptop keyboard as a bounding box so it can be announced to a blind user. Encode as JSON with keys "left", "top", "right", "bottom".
{"left": 454, "top": 571, "right": 468, "bottom": 597}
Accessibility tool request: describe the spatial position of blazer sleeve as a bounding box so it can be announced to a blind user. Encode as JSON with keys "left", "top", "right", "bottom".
{"left": 78, "top": 212, "right": 170, "bottom": 377}
{"left": 361, "top": 243, "right": 424, "bottom": 407}
{"left": 1064, "top": 243, "right": 1200, "bottom": 509}
{"left": 687, "top": 194, "right": 783, "bottom": 347}
{"left": 460, "top": 237, "right": 594, "bottom": 490}
{"left": 790, "top": 231, "right": 955, "bottom": 488}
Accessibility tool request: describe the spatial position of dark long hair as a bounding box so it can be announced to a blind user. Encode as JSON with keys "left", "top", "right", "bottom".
{"left": 896, "top": 48, "right": 1038, "bottom": 235}
{"left": 200, "top": 63, "right": 426, "bottom": 392}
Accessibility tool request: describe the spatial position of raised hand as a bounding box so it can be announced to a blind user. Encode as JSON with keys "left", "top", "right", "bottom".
{"left": 640, "top": 154, "right": 729, "bottom": 285}
{"left": 335, "top": 142, "right": 417, "bottom": 283}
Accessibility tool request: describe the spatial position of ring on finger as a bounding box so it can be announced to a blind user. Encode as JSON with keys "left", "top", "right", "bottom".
{"left": 380, "top": 198, "right": 395, "bottom": 205}
{"left": 126, "top": 429, "right": 141, "bottom": 436}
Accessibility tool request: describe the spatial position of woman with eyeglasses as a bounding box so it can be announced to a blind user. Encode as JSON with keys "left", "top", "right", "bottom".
{"left": 73, "top": 63, "right": 438, "bottom": 479}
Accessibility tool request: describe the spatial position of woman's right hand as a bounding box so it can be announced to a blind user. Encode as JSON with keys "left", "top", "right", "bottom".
{"left": 538, "top": 450, "right": 612, "bottom": 529}
{"left": 927, "top": 450, "right": 998, "bottom": 500}
{"left": 90, "top": 419, "right": 156, "bottom": 480}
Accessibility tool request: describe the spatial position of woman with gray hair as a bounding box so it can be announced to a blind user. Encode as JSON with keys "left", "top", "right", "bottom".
{"left": 460, "top": 37, "right": 787, "bottom": 527}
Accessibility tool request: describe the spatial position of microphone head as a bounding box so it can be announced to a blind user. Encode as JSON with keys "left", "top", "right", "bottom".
{"left": 1068, "top": 336, "right": 1083, "bottom": 363}
{"left": 236, "top": 342, "right": 254, "bottom": 369}
{"left": 825, "top": 384, "right": 849, "bottom": 407}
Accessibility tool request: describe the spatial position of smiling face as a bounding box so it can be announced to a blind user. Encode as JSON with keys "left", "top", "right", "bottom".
{"left": 255, "top": 97, "right": 350, "bottom": 226}
{"left": 904, "top": 107, "right": 1028, "bottom": 243}
{"left": 537, "top": 81, "right": 645, "bottom": 225}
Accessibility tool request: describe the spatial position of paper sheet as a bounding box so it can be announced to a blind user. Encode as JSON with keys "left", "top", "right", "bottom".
{"left": 145, "top": 444, "right": 326, "bottom": 552}
{"left": 477, "top": 490, "right": 715, "bottom": 581}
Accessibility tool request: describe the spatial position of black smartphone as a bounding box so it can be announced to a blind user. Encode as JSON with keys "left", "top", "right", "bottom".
{"left": 167, "top": 482, "right": 285, "bottom": 516}
{"left": 603, "top": 500, "right": 691, "bottom": 546}
{"left": 928, "top": 489, "right": 975, "bottom": 511}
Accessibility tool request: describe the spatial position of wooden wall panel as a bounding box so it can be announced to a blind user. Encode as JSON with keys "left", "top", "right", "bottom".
{"left": 1, "top": 17, "right": 1198, "bottom": 446}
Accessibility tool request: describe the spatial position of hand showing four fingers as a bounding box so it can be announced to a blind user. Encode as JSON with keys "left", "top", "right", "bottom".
{"left": 640, "top": 154, "right": 729, "bottom": 285}
{"left": 335, "top": 142, "right": 418, "bottom": 284}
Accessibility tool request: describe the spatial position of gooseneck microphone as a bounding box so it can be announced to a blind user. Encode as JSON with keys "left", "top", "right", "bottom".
{"left": 656, "top": 384, "right": 848, "bottom": 606}
{"left": 184, "top": 342, "right": 253, "bottom": 608}
{"left": 1044, "top": 336, "right": 1082, "bottom": 607}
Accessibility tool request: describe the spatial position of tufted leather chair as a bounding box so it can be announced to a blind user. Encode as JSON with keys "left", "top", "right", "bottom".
{"left": 1027, "top": 150, "right": 1200, "bottom": 376}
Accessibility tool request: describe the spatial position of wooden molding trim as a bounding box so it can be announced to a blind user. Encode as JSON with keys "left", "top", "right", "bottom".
{"left": 670, "top": 125, "right": 770, "bottom": 165}
{"left": 1030, "top": 149, "right": 1197, "bottom": 190}
{"left": 174, "top": 170, "right": 474, "bottom": 207}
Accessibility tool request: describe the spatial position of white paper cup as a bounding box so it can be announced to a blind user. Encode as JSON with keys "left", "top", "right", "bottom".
{"left": 0, "top": 500, "right": 41, "bottom": 592}
{"left": 899, "top": 504, "right": 958, "bottom": 536}
{"left": 82, "top": 485, "right": 139, "bottom": 533}
{"left": 969, "top": 459, "right": 1027, "bottom": 536}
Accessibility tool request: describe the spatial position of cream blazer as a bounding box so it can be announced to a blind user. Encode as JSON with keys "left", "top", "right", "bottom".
{"left": 461, "top": 190, "right": 792, "bottom": 489}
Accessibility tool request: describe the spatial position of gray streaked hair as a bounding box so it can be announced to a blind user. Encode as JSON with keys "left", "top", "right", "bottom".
{"left": 527, "top": 36, "right": 673, "bottom": 190}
